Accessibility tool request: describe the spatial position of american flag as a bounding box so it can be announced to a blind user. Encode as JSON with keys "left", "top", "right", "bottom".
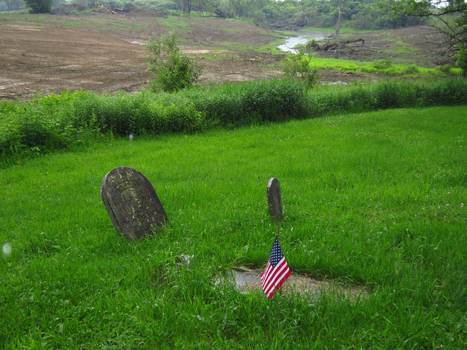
{"left": 261, "top": 237, "right": 290, "bottom": 299}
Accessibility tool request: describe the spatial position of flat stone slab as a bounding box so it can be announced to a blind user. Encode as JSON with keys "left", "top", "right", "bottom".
{"left": 220, "top": 268, "right": 369, "bottom": 300}
{"left": 101, "top": 167, "right": 168, "bottom": 240}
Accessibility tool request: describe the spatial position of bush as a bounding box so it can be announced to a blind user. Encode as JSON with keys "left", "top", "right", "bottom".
{"left": 147, "top": 34, "right": 202, "bottom": 92}
{"left": 372, "top": 59, "right": 393, "bottom": 70}
{"left": 439, "top": 65, "right": 453, "bottom": 75}
{"left": 282, "top": 53, "right": 319, "bottom": 89}
{"left": 23, "top": 0, "right": 53, "bottom": 13}
{"left": 456, "top": 46, "right": 467, "bottom": 77}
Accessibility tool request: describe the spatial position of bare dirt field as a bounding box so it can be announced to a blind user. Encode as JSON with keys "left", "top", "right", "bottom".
{"left": 0, "top": 13, "right": 287, "bottom": 100}
{"left": 0, "top": 13, "right": 454, "bottom": 100}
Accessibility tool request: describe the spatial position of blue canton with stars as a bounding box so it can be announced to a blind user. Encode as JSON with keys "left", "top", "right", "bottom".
{"left": 269, "top": 238, "right": 285, "bottom": 267}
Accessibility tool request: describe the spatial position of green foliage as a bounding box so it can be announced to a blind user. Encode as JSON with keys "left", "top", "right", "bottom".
{"left": 282, "top": 53, "right": 319, "bottom": 89}
{"left": 155, "top": 0, "right": 423, "bottom": 30}
{"left": 1, "top": 79, "right": 467, "bottom": 163}
{"left": 439, "top": 64, "right": 454, "bottom": 75}
{"left": 147, "top": 34, "right": 202, "bottom": 92}
{"left": 23, "top": 0, "right": 52, "bottom": 13}
{"left": 287, "top": 55, "right": 459, "bottom": 76}
{"left": 371, "top": 58, "right": 393, "bottom": 70}
{"left": 456, "top": 46, "right": 467, "bottom": 76}
{"left": 392, "top": 0, "right": 466, "bottom": 51}
{"left": 187, "top": 79, "right": 307, "bottom": 125}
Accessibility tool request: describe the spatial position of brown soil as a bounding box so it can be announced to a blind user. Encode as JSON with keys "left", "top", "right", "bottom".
{"left": 0, "top": 13, "right": 287, "bottom": 100}
{"left": 0, "top": 20, "right": 148, "bottom": 100}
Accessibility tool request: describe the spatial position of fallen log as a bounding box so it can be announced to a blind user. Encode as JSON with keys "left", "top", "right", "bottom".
{"left": 309, "top": 38, "right": 365, "bottom": 52}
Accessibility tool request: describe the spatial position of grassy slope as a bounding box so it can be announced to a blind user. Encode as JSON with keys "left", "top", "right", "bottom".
{"left": 1, "top": 106, "right": 466, "bottom": 348}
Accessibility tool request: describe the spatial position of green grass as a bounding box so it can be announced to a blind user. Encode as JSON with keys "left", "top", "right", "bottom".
{"left": 381, "top": 39, "right": 418, "bottom": 57}
{"left": 1, "top": 106, "right": 466, "bottom": 348}
{"left": 159, "top": 16, "right": 191, "bottom": 33}
{"left": 304, "top": 55, "right": 462, "bottom": 76}
{"left": 107, "top": 20, "right": 148, "bottom": 31}
{"left": 0, "top": 13, "right": 86, "bottom": 28}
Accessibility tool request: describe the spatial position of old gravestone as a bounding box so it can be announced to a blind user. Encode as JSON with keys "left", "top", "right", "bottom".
{"left": 101, "top": 167, "right": 168, "bottom": 240}
{"left": 267, "top": 177, "right": 283, "bottom": 222}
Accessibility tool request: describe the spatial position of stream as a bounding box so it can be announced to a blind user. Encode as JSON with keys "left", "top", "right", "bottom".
{"left": 278, "top": 31, "right": 331, "bottom": 54}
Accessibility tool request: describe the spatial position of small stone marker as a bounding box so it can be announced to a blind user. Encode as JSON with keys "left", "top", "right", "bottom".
{"left": 100, "top": 167, "right": 168, "bottom": 240}
{"left": 267, "top": 177, "right": 283, "bottom": 222}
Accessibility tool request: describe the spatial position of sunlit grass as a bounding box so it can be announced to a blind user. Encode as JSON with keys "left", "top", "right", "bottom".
{"left": 1, "top": 106, "right": 466, "bottom": 348}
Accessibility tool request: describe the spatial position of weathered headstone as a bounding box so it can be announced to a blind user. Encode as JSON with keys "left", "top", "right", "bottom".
{"left": 101, "top": 167, "right": 168, "bottom": 240}
{"left": 267, "top": 177, "right": 283, "bottom": 222}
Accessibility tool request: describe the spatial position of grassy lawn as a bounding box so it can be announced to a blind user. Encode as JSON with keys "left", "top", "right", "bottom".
{"left": 1, "top": 106, "right": 466, "bottom": 348}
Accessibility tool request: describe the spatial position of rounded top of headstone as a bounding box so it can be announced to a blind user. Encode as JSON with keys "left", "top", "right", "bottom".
{"left": 101, "top": 167, "right": 168, "bottom": 240}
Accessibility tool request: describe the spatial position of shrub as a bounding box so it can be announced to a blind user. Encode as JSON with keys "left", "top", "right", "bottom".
{"left": 403, "top": 65, "right": 419, "bottom": 74}
{"left": 372, "top": 59, "right": 393, "bottom": 71}
{"left": 456, "top": 46, "right": 467, "bottom": 77}
{"left": 439, "top": 65, "right": 453, "bottom": 75}
{"left": 282, "top": 53, "right": 319, "bottom": 89}
{"left": 147, "top": 34, "right": 202, "bottom": 92}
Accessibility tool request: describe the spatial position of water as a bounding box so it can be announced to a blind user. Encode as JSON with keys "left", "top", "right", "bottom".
{"left": 278, "top": 32, "right": 330, "bottom": 54}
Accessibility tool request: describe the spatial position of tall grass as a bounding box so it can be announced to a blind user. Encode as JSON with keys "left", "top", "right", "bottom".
{"left": 1, "top": 79, "right": 466, "bottom": 163}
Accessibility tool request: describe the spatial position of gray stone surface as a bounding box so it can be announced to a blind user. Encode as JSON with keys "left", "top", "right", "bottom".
{"left": 101, "top": 167, "right": 168, "bottom": 240}
{"left": 267, "top": 177, "right": 283, "bottom": 222}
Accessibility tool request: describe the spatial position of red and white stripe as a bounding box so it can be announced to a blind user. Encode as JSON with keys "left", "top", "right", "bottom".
{"left": 260, "top": 257, "right": 291, "bottom": 299}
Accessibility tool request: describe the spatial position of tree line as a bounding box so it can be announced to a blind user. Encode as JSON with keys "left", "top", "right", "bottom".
{"left": 1, "top": 0, "right": 423, "bottom": 30}
{"left": 169, "top": 0, "right": 425, "bottom": 30}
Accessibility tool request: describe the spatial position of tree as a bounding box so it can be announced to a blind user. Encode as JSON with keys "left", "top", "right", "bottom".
{"left": 393, "top": 0, "right": 466, "bottom": 73}
{"left": 335, "top": 0, "right": 344, "bottom": 35}
{"left": 0, "top": 0, "right": 24, "bottom": 11}
{"left": 23, "top": 0, "right": 52, "bottom": 13}
{"left": 393, "top": 0, "right": 466, "bottom": 48}
{"left": 173, "top": 0, "right": 192, "bottom": 13}
{"left": 147, "top": 34, "right": 202, "bottom": 92}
